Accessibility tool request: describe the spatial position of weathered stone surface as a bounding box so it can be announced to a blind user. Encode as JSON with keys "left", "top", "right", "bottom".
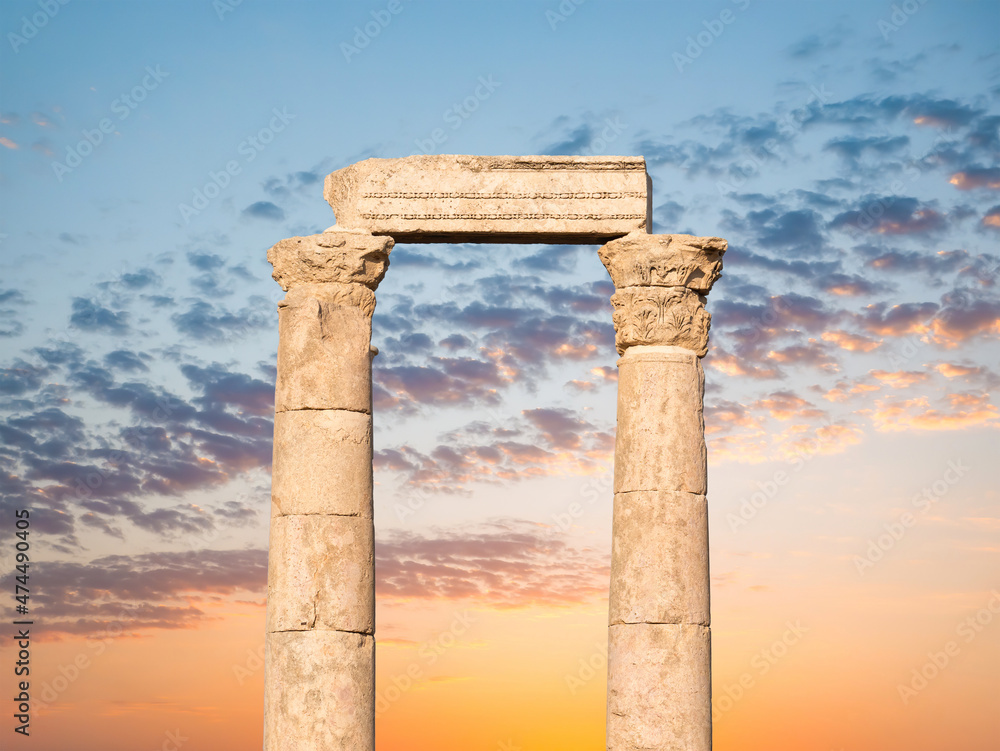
{"left": 599, "top": 231, "right": 726, "bottom": 293}
{"left": 268, "top": 230, "right": 392, "bottom": 291}
{"left": 266, "top": 514, "right": 374, "bottom": 634}
{"left": 324, "top": 155, "right": 650, "bottom": 243}
{"left": 265, "top": 629, "right": 374, "bottom": 751}
{"left": 607, "top": 623, "right": 711, "bottom": 751}
{"left": 610, "top": 285, "right": 711, "bottom": 356}
{"left": 615, "top": 346, "right": 706, "bottom": 495}
{"left": 271, "top": 410, "right": 373, "bottom": 517}
{"left": 275, "top": 284, "right": 373, "bottom": 413}
{"left": 609, "top": 491, "right": 710, "bottom": 627}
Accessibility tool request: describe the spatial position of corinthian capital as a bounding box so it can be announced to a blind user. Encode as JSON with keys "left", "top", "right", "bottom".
{"left": 268, "top": 228, "right": 393, "bottom": 292}
{"left": 598, "top": 232, "right": 726, "bottom": 293}
{"left": 599, "top": 232, "right": 727, "bottom": 356}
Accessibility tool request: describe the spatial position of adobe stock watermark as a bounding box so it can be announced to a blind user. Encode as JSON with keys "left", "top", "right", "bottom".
{"left": 7, "top": 0, "right": 72, "bottom": 53}
{"left": 33, "top": 602, "right": 142, "bottom": 715}
{"left": 414, "top": 75, "right": 501, "bottom": 154}
{"left": 878, "top": 0, "right": 929, "bottom": 41}
{"left": 565, "top": 641, "right": 608, "bottom": 695}
{"left": 546, "top": 0, "right": 586, "bottom": 30}
{"left": 715, "top": 83, "right": 832, "bottom": 195}
{"left": 673, "top": 0, "right": 751, "bottom": 73}
{"left": 727, "top": 416, "right": 847, "bottom": 533}
{"left": 340, "top": 0, "right": 411, "bottom": 63}
{"left": 853, "top": 459, "right": 970, "bottom": 575}
{"left": 213, "top": 0, "right": 243, "bottom": 21}
{"left": 552, "top": 472, "right": 611, "bottom": 532}
{"left": 233, "top": 642, "right": 265, "bottom": 685}
{"left": 153, "top": 729, "right": 188, "bottom": 751}
{"left": 375, "top": 610, "right": 476, "bottom": 716}
{"left": 51, "top": 65, "right": 169, "bottom": 182}
{"left": 178, "top": 107, "right": 295, "bottom": 223}
{"left": 897, "top": 590, "right": 1000, "bottom": 704}
{"left": 582, "top": 116, "right": 627, "bottom": 156}
{"left": 713, "top": 620, "right": 808, "bottom": 721}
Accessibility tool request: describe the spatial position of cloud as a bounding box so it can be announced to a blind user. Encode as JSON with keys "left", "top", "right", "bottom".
{"left": 376, "top": 519, "right": 609, "bottom": 609}
{"left": 820, "top": 329, "right": 883, "bottom": 352}
{"left": 186, "top": 251, "right": 225, "bottom": 271}
{"left": 870, "top": 370, "right": 929, "bottom": 389}
{"left": 170, "top": 298, "right": 271, "bottom": 342}
{"left": 104, "top": 349, "right": 150, "bottom": 373}
{"left": 766, "top": 340, "right": 839, "bottom": 373}
{"left": 854, "top": 302, "right": 939, "bottom": 337}
{"left": 1, "top": 549, "right": 268, "bottom": 637}
{"left": 1, "top": 344, "right": 274, "bottom": 548}
{"left": 865, "top": 393, "right": 1000, "bottom": 432}
{"left": 786, "top": 30, "right": 845, "bottom": 59}
{"left": 522, "top": 407, "right": 592, "bottom": 450}
{"left": 949, "top": 167, "right": 1000, "bottom": 190}
{"left": 722, "top": 208, "right": 827, "bottom": 253}
{"left": 241, "top": 201, "right": 285, "bottom": 221}
{"left": 816, "top": 273, "right": 892, "bottom": 297}
{"left": 69, "top": 297, "right": 130, "bottom": 334}
{"left": 829, "top": 196, "right": 947, "bottom": 236}
{"left": 927, "top": 294, "right": 1000, "bottom": 347}
{"left": 705, "top": 348, "right": 782, "bottom": 380}
{"left": 982, "top": 205, "right": 1000, "bottom": 230}
{"left": 375, "top": 407, "right": 611, "bottom": 492}
{"left": 824, "top": 135, "right": 909, "bottom": 162}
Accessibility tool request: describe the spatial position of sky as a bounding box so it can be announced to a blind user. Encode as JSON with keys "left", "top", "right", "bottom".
{"left": 1, "top": 0, "right": 999, "bottom": 749}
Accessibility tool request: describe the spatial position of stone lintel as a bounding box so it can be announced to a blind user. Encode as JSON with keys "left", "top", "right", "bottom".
{"left": 324, "top": 155, "right": 651, "bottom": 243}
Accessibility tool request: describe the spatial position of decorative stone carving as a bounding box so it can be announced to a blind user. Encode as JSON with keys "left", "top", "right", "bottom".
{"left": 610, "top": 286, "right": 711, "bottom": 356}
{"left": 324, "top": 155, "right": 651, "bottom": 243}
{"left": 598, "top": 231, "right": 726, "bottom": 293}
{"left": 268, "top": 229, "right": 392, "bottom": 291}
{"left": 600, "top": 232, "right": 726, "bottom": 356}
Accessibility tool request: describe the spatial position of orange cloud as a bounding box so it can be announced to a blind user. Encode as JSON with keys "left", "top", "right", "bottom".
{"left": 766, "top": 340, "right": 839, "bottom": 373}
{"left": 0, "top": 136, "right": 18, "bottom": 150}
{"left": 821, "top": 329, "right": 883, "bottom": 352}
{"left": 590, "top": 365, "right": 618, "bottom": 382}
{"left": 927, "top": 302, "right": 1000, "bottom": 348}
{"left": 870, "top": 369, "right": 930, "bottom": 389}
{"left": 705, "top": 350, "right": 781, "bottom": 379}
{"left": 865, "top": 393, "right": 1000, "bottom": 431}
{"left": 949, "top": 169, "right": 1000, "bottom": 190}
{"left": 935, "top": 362, "right": 984, "bottom": 378}
{"left": 982, "top": 206, "right": 1000, "bottom": 230}
{"left": 752, "top": 391, "right": 826, "bottom": 421}
{"left": 823, "top": 379, "right": 881, "bottom": 402}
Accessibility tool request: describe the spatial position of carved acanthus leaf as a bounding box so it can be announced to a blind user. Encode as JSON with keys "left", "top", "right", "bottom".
{"left": 599, "top": 232, "right": 726, "bottom": 293}
{"left": 610, "top": 287, "right": 711, "bottom": 356}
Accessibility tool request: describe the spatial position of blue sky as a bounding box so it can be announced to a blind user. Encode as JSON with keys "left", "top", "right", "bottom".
{"left": 1, "top": 2, "right": 999, "bottom": 749}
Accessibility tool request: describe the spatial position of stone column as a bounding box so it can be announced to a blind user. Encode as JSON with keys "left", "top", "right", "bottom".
{"left": 599, "top": 232, "right": 726, "bottom": 751}
{"left": 264, "top": 227, "right": 392, "bottom": 751}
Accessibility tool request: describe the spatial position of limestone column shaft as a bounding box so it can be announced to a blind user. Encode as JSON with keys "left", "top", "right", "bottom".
{"left": 599, "top": 232, "right": 726, "bottom": 751}
{"left": 264, "top": 228, "right": 392, "bottom": 751}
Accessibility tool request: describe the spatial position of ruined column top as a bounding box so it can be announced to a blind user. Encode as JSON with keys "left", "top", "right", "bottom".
{"left": 598, "top": 232, "right": 727, "bottom": 294}
{"left": 324, "top": 155, "right": 651, "bottom": 244}
{"left": 267, "top": 230, "right": 393, "bottom": 291}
